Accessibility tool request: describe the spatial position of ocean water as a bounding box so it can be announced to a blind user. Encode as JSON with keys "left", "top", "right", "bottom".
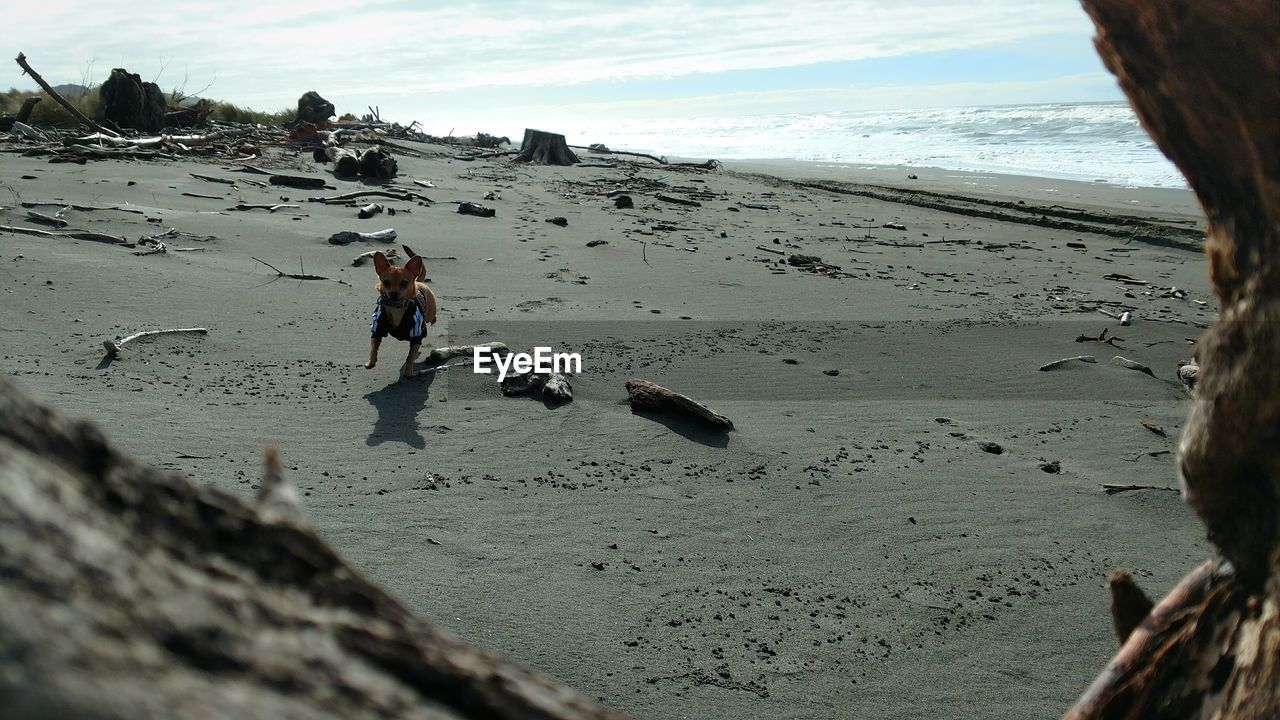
{"left": 563, "top": 102, "right": 1186, "bottom": 189}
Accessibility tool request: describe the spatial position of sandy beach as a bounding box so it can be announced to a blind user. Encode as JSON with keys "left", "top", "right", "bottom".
{"left": 0, "top": 141, "right": 1212, "bottom": 718}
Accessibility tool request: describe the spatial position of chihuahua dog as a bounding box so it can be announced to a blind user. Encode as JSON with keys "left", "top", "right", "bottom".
{"left": 365, "top": 249, "right": 438, "bottom": 378}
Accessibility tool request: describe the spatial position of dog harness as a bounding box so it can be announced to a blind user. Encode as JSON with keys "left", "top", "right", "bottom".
{"left": 370, "top": 291, "right": 428, "bottom": 342}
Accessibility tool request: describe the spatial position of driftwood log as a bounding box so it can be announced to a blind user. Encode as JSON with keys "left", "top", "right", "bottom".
{"left": 0, "top": 377, "right": 625, "bottom": 719}
{"left": 269, "top": 174, "right": 328, "bottom": 190}
{"left": 515, "top": 129, "right": 579, "bottom": 166}
{"left": 501, "top": 372, "right": 574, "bottom": 405}
{"left": 69, "top": 127, "right": 256, "bottom": 148}
{"left": 359, "top": 147, "right": 398, "bottom": 179}
{"left": 423, "top": 342, "right": 508, "bottom": 366}
{"left": 331, "top": 147, "right": 360, "bottom": 177}
{"left": 1065, "top": 1, "right": 1280, "bottom": 717}
{"left": 13, "top": 52, "right": 119, "bottom": 137}
{"left": 625, "top": 379, "right": 734, "bottom": 430}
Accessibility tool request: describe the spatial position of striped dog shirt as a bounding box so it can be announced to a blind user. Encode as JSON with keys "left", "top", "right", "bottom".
{"left": 370, "top": 291, "right": 428, "bottom": 342}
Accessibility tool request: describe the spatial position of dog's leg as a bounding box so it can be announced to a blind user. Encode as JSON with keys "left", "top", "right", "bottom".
{"left": 402, "top": 341, "right": 421, "bottom": 379}
{"left": 365, "top": 338, "right": 381, "bottom": 369}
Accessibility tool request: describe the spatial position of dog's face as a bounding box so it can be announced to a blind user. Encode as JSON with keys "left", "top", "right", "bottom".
{"left": 373, "top": 252, "right": 424, "bottom": 302}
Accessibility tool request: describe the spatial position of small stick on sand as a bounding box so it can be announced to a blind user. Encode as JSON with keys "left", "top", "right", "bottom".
{"left": 307, "top": 189, "right": 432, "bottom": 205}
{"left": 1039, "top": 355, "right": 1098, "bottom": 371}
{"left": 1121, "top": 449, "right": 1173, "bottom": 462}
{"left": 103, "top": 327, "right": 208, "bottom": 355}
{"left": 251, "top": 257, "right": 349, "bottom": 285}
{"left": 1076, "top": 328, "right": 1124, "bottom": 347}
{"left": 626, "top": 378, "right": 734, "bottom": 430}
{"left": 1102, "top": 483, "right": 1180, "bottom": 495}
{"left": 655, "top": 193, "right": 702, "bottom": 208}
{"left": 229, "top": 203, "right": 300, "bottom": 213}
{"left": 190, "top": 173, "right": 235, "bottom": 185}
{"left": 569, "top": 144, "right": 668, "bottom": 164}
{"left": 1140, "top": 421, "right": 1166, "bottom": 437}
{"left": 1103, "top": 272, "right": 1149, "bottom": 286}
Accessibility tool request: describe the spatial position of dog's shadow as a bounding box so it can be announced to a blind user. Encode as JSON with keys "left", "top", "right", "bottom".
{"left": 364, "top": 370, "right": 437, "bottom": 449}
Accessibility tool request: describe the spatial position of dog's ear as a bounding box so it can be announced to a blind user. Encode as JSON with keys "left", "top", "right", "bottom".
{"left": 404, "top": 254, "right": 424, "bottom": 279}
{"left": 372, "top": 252, "right": 390, "bottom": 275}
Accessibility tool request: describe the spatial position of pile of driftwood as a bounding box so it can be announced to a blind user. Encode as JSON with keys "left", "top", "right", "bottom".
{"left": 3, "top": 53, "right": 425, "bottom": 168}
{"left": 7, "top": 53, "right": 716, "bottom": 178}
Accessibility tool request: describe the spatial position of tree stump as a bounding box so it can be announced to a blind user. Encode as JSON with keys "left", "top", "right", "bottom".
{"left": 95, "top": 68, "right": 167, "bottom": 133}
{"left": 0, "top": 96, "right": 40, "bottom": 131}
{"left": 515, "top": 129, "right": 579, "bottom": 165}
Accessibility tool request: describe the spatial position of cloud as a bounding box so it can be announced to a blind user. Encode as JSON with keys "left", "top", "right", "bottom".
{"left": 9, "top": 0, "right": 1093, "bottom": 108}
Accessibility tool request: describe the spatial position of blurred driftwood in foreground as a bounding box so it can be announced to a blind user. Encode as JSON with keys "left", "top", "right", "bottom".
{"left": 1066, "top": 1, "right": 1279, "bottom": 717}
{"left": 0, "top": 378, "right": 626, "bottom": 720}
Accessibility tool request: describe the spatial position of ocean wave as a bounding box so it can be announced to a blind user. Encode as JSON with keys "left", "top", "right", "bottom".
{"left": 566, "top": 102, "right": 1186, "bottom": 188}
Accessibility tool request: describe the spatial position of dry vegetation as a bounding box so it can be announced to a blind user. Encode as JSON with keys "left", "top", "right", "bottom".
{"left": 0, "top": 86, "right": 291, "bottom": 127}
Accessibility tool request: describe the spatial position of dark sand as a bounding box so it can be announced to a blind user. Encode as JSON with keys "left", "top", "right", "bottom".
{"left": 0, "top": 143, "right": 1212, "bottom": 718}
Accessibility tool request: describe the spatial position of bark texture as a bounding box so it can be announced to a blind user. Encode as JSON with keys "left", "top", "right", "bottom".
{"left": 625, "top": 379, "right": 734, "bottom": 430}
{"left": 515, "top": 129, "right": 579, "bottom": 165}
{"left": 95, "top": 68, "right": 167, "bottom": 133}
{"left": 1066, "top": 1, "right": 1280, "bottom": 716}
{"left": 0, "top": 378, "right": 626, "bottom": 720}
{"left": 295, "top": 91, "right": 336, "bottom": 126}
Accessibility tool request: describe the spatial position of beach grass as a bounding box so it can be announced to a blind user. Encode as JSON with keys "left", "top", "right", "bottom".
{"left": 1, "top": 86, "right": 291, "bottom": 128}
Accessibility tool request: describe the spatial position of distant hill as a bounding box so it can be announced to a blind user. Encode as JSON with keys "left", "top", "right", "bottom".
{"left": 41, "top": 82, "right": 202, "bottom": 107}
{"left": 50, "top": 83, "right": 91, "bottom": 99}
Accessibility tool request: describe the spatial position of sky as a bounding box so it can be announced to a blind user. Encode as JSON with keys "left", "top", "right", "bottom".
{"left": 7, "top": 0, "right": 1122, "bottom": 135}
